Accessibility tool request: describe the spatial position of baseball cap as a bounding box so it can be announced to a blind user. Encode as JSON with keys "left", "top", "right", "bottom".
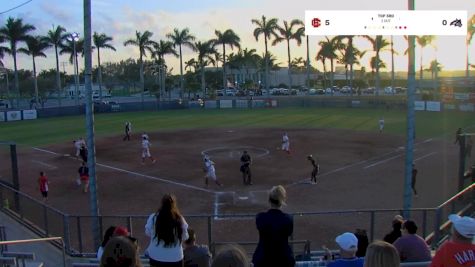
{"left": 449, "top": 214, "right": 475, "bottom": 238}
{"left": 113, "top": 226, "right": 129, "bottom": 237}
{"left": 335, "top": 232, "right": 358, "bottom": 251}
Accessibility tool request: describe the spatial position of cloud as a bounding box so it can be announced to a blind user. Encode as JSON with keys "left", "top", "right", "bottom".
{"left": 39, "top": 2, "right": 72, "bottom": 24}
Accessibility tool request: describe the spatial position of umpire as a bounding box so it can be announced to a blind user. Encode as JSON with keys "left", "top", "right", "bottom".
{"left": 240, "top": 151, "right": 252, "bottom": 185}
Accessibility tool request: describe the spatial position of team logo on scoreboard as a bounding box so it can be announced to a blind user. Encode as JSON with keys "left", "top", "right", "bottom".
{"left": 311, "top": 18, "right": 321, "bottom": 28}
{"left": 450, "top": 19, "right": 462, "bottom": 27}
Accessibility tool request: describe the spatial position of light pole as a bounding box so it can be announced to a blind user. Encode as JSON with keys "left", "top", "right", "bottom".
{"left": 67, "top": 32, "right": 80, "bottom": 105}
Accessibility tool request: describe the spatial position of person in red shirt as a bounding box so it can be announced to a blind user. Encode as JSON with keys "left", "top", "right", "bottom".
{"left": 430, "top": 214, "right": 475, "bottom": 267}
{"left": 78, "top": 162, "right": 89, "bottom": 193}
{"left": 38, "top": 171, "right": 49, "bottom": 201}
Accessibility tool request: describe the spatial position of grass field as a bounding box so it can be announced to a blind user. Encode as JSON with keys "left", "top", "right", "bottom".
{"left": 1, "top": 107, "right": 474, "bottom": 146}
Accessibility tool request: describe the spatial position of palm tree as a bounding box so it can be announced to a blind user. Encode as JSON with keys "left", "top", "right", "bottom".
{"left": 167, "top": 28, "right": 195, "bottom": 97}
{"left": 212, "top": 29, "right": 240, "bottom": 90}
{"left": 416, "top": 35, "right": 435, "bottom": 81}
{"left": 337, "top": 38, "right": 366, "bottom": 94}
{"left": 194, "top": 40, "right": 216, "bottom": 97}
{"left": 425, "top": 60, "right": 442, "bottom": 89}
{"left": 18, "top": 36, "right": 50, "bottom": 106}
{"left": 317, "top": 36, "right": 342, "bottom": 89}
{"left": 44, "top": 25, "right": 67, "bottom": 105}
{"left": 0, "top": 17, "right": 35, "bottom": 107}
{"left": 466, "top": 15, "right": 475, "bottom": 78}
{"left": 93, "top": 32, "right": 116, "bottom": 100}
{"left": 252, "top": 15, "right": 279, "bottom": 94}
{"left": 152, "top": 40, "right": 178, "bottom": 98}
{"left": 0, "top": 35, "right": 7, "bottom": 67}
{"left": 364, "top": 35, "right": 390, "bottom": 95}
{"left": 185, "top": 58, "right": 199, "bottom": 73}
{"left": 123, "top": 30, "right": 155, "bottom": 104}
{"left": 296, "top": 24, "right": 311, "bottom": 89}
{"left": 272, "top": 19, "right": 304, "bottom": 90}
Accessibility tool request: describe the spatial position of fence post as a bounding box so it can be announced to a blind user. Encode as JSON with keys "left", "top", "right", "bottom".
{"left": 432, "top": 208, "right": 442, "bottom": 250}
{"left": 208, "top": 216, "right": 212, "bottom": 247}
{"left": 77, "top": 216, "right": 83, "bottom": 254}
{"left": 43, "top": 205, "right": 49, "bottom": 236}
{"left": 127, "top": 216, "right": 133, "bottom": 236}
{"left": 422, "top": 210, "right": 427, "bottom": 238}
{"left": 63, "top": 215, "right": 71, "bottom": 254}
{"left": 370, "top": 211, "right": 375, "bottom": 241}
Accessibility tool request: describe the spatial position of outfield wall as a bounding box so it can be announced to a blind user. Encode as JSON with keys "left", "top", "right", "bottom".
{"left": 0, "top": 97, "right": 474, "bottom": 121}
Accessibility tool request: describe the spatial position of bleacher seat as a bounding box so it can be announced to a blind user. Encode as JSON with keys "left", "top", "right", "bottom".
{"left": 0, "top": 256, "right": 16, "bottom": 266}
{"left": 1, "top": 251, "right": 37, "bottom": 267}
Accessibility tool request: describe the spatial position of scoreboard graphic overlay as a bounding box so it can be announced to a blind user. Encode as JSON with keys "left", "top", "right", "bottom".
{"left": 305, "top": 10, "right": 467, "bottom": 36}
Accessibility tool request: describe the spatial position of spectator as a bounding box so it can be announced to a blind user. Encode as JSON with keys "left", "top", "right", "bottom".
{"left": 393, "top": 220, "right": 431, "bottom": 262}
{"left": 252, "top": 185, "right": 294, "bottom": 267}
{"left": 354, "top": 229, "right": 369, "bottom": 258}
{"left": 383, "top": 215, "right": 404, "bottom": 244}
{"left": 364, "top": 240, "right": 400, "bottom": 267}
{"left": 38, "top": 171, "right": 49, "bottom": 202}
{"left": 212, "top": 244, "right": 249, "bottom": 267}
{"left": 145, "top": 194, "right": 189, "bottom": 267}
{"left": 430, "top": 214, "right": 475, "bottom": 267}
{"left": 100, "top": 236, "right": 142, "bottom": 267}
{"left": 97, "top": 226, "right": 130, "bottom": 260}
{"left": 324, "top": 232, "right": 364, "bottom": 267}
{"left": 183, "top": 228, "right": 211, "bottom": 267}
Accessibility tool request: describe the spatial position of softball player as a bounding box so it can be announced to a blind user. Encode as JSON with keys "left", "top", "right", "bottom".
{"left": 141, "top": 136, "right": 156, "bottom": 164}
{"left": 307, "top": 155, "right": 319, "bottom": 184}
{"left": 204, "top": 156, "right": 222, "bottom": 187}
{"left": 123, "top": 122, "right": 132, "bottom": 141}
{"left": 379, "top": 117, "right": 385, "bottom": 133}
{"left": 282, "top": 132, "right": 290, "bottom": 153}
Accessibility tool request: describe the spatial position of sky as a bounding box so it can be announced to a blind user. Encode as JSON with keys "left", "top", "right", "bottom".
{"left": 0, "top": 0, "right": 474, "bottom": 76}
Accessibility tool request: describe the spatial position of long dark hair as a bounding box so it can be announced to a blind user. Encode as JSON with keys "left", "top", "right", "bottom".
{"left": 154, "top": 194, "right": 183, "bottom": 247}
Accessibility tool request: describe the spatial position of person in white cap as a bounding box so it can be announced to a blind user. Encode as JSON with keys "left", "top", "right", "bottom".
{"left": 324, "top": 232, "right": 364, "bottom": 267}
{"left": 203, "top": 156, "right": 222, "bottom": 187}
{"left": 430, "top": 214, "right": 475, "bottom": 267}
{"left": 281, "top": 132, "right": 290, "bottom": 154}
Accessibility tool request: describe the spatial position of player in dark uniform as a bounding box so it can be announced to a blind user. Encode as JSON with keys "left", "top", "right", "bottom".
{"left": 454, "top": 128, "right": 463, "bottom": 145}
{"left": 307, "top": 155, "right": 319, "bottom": 184}
{"left": 412, "top": 164, "right": 418, "bottom": 196}
{"left": 123, "top": 121, "right": 131, "bottom": 141}
{"left": 79, "top": 143, "right": 88, "bottom": 163}
{"left": 240, "top": 151, "right": 252, "bottom": 185}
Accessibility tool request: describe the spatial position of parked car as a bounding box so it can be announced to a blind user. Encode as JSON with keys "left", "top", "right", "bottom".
{"left": 341, "top": 86, "right": 351, "bottom": 94}
{"left": 384, "top": 87, "right": 394, "bottom": 94}
{"left": 225, "top": 89, "right": 237, "bottom": 96}
{"left": 216, "top": 89, "right": 224, "bottom": 96}
{"left": 316, "top": 89, "right": 325, "bottom": 95}
{"left": 308, "top": 88, "right": 317, "bottom": 95}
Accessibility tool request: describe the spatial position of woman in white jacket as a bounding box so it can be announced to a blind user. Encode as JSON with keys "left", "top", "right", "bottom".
{"left": 145, "top": 194, "right": 189, "bottom": 267}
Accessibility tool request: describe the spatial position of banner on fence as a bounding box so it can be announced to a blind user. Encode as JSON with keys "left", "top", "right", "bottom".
{"left": 235, "top": 100, "right": 248, "bottom": 108}
{"left": 459, "top": 103, "right": 475, "bottom": 112}
{"left": 22, "top": 109, "right": 38, "bottom": 120}
{"left": 252, "top": 100, "right": 265, "bottom": 108}
{"left": 444, "top": 103, "right": 456, "bottom": 110}
{"left": 205, "top": 101, "right": 217, "bottom": 109}
{"left": 426, "top": 101, "right": 441, "bottom": 112}
{"left": 0, "top": 112, "right": 4, "bottom": 122}
{"left": 414, "top": 101, "right": 425, "bottom": 111}
{"left": 219, "top": 100, "right": 233, "bottom": 108}
{"left": 6, "top": 111, "right": 21, "bottom": 121}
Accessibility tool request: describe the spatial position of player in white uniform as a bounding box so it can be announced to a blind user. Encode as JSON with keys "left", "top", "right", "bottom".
{"left": 204, "top": 156, "right": 222, "bottom": 187}
{"left": 281, "top": 132, "right": 290, "bottom": 154}
{"left": 379, "top": 117, "right": 385, "bottom": 133}
{"left": 73, "top": 137, "right": 86, "bottom": 158}
{"left": 142, "top": 132, "right": 149, "bottom": 140}
{"left": 141, "top": 136, "right": 156, "bottom": 164}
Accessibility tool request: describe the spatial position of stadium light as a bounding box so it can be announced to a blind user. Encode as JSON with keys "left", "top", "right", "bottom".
{"left": 67, "top": 32, "right": 80, "bottom": 106}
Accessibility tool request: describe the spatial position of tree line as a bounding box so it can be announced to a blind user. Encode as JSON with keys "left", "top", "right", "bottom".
{"left": 0, "top": 15, "right": 474, "bottom": 106}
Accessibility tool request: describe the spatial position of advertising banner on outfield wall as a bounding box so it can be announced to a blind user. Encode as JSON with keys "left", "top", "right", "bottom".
{"left": 414, "top": 101, "right": 425, "bottom": 111}
{"left": 219, "top": 100, "right": 233, "bottom": 108}
{"left": 6, "top": 111, "right": 21, "bottom": 121}
{"left": 235, "top": 100, "right": 248, "bottom": 108}
{"left": 426, "top": 101, "right": 441, "bottom": 112}
{"left": 252, "top": 100, "right": 265, "bottom": 108}
{"left": 459, "top": 103, "right": 475, "bottom": 112}
{"left": 205, "top": 101, "right": 217, "bottom": 109}
{"left": 0, "top": 112, "right": 5, "bottom": 122}
{"left": 22, "top": 109, "right": 38, "bottom": 120}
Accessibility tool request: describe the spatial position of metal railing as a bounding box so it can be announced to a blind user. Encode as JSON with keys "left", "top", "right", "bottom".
{"left": 0, "top": 236, "right": 67, "bottom": 267}
{"left": 0, "top": 182, "right": 473, "bottom": 256}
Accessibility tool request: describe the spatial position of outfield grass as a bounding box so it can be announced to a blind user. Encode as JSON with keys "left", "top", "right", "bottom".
{"left": 0, "top": 107, "right": 474, "bottom": 146}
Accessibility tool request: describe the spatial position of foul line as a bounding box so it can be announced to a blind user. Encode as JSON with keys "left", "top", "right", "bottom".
{"left": 32, "top": 147, "right": 215, "bottom": 194}
{"left": 364, "top": 154, "right": 403, "bottom": 169}
{"left": 414, "top": 152, "right": 437, "bottom": 162}
{"left": 31, "top": 160, "right": 57, "bottom": 170}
